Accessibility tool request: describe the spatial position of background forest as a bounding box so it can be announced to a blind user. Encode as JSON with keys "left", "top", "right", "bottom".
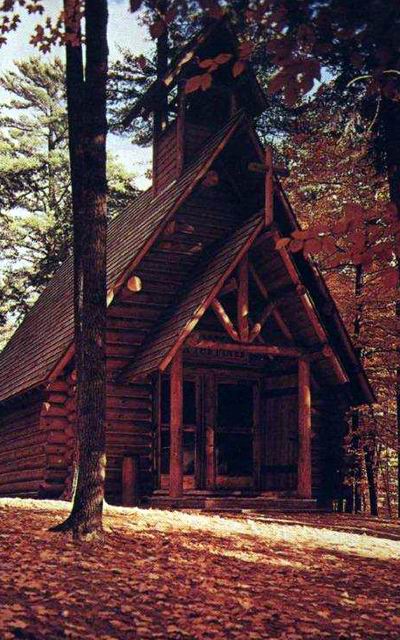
{"left": 0, "top": 1, "right": 398, "bottom": 518}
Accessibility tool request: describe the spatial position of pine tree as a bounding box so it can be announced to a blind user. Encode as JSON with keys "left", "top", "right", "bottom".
{"left": 0, "top": 56, "right": 137, "bottom": 344}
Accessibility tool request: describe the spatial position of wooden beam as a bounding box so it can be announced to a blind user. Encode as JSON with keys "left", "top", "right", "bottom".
{"left": 248, "top": 161, "right": 290, "bottom": 177}
{"left": 157, "top": 214, "right": 264, "bottom": 373}
{"left": 264, "top": 146, "right": 274, "bottom": 227}
{"left": 248, "top": 301, "right": 276, "bottom": 342}
{"left": 169, "top": 348, "right": 183, "bottom": 498}
{"left": 252, "top": 382, "right": 262, "bottom": 491}
{"left": 297, "top": 358, "right": 312, "bottom": 499}
{"left": 204, "top": 374, "right": 216, "bottom": 490}
{"left": 187, "top": 337, "right": 302, "bottom": 358}
{"left": 122, "top": 455, "right": 139, "bottom": 506}
{"left": 249, "top": 263, "right": 294, "bottom": 341}
{"left": 248, "top": 289, "right": 295, "bottom": 343}
{"left": 237, "top": 256, "right": 249, "bottom": 342}
{"left": 211, "top": 299, "right": 240, "bottom": 342}
{"left": 274, "top": 232, "right": 348, "bottom": 384}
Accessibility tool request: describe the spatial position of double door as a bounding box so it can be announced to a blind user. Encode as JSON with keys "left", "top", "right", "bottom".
{"left": 158, "top": 371, "right": 261, "bottom": 492}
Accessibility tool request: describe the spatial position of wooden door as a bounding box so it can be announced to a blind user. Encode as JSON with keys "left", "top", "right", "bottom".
{"left": 264, "top": 393, "right": 298, "bottom": 491}
{"left": 214, "top": 380, "right": 255, "bottom": 490}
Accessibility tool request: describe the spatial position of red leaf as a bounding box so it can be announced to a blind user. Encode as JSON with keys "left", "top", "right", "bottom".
{"left": 232, "top": 60, "right": 245, "bottom": 78}
{"left": 292, "top": 229, "right": 311, "bottom": 240}
{"left": 200, "top": 73, "right": 212, "bottom": 91}
{"left": 239, "top": 41, "right": 254, "bottom": 60}
{"left": 268, "top": 71, "right": 288, "bottom": 95}
{"left": 185, "top": 75, "right": 202, "bottom": 94}
{"left": 214, "top": 53, "right": 232, "bottom": 65}
{"left": 383, "top": 268, "right": 399, "bottom": 289}
{"left": 199, "top": 58, "right": 214, "bottom": 69}
{"left": 303, "top": 238, "right": 322, "bottom": 255}
{"left": 289, "top": 239, "right": 304, "bottom": 252}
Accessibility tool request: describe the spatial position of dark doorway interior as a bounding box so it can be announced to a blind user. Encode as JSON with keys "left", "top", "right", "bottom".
{"left": 215, "top": 382, "right": 254, "bottom": 488}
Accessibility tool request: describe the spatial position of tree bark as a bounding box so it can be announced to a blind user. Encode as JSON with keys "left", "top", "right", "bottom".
{"left": 52, "top": 0, "right": 108, "bottom": 539}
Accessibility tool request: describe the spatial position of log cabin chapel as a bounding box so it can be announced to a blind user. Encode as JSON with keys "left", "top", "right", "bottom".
{"left": 0, "top": 19, "right": 374, "bottom": 512}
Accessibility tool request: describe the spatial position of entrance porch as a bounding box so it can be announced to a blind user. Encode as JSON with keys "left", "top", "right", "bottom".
{"left": 151, "top": 348, "right": 314, "bottom": 508}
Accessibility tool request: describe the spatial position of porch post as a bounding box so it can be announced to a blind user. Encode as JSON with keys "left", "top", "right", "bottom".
{"left": 169, "top": 348, "right": 183, "bottom": 497}
{"left": 297, "top": 357, "right": 312, "bottom": 498}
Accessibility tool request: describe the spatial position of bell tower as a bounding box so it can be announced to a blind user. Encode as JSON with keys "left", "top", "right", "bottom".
{"left": 124, "top": 19, "right": 266, "bottom": 194}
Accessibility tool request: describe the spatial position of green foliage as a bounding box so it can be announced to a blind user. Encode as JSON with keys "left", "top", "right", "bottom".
{"left": 0, "top": 56, "right": 137, "bottom": 346}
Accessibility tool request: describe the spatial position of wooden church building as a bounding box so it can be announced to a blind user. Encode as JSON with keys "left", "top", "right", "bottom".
{"left": 0, "top": 21, "right": 373, "bottom": 511}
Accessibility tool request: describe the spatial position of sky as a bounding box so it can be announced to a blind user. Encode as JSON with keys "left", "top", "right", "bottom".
{"left": 0, "top": 0, "right": 154, "bottom": 189}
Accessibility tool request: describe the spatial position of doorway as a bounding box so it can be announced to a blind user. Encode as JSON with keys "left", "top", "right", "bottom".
{"left": 215, "top": 381, "right": 255, "bottom": 490}
{"left": 157, "top": 371, "right": 259, "bottom": 493}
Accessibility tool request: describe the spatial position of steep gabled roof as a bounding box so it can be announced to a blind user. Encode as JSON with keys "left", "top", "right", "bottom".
{"left": 119, "top": 211, "right": 264, "bottom": 381}
{"left": 0, "top": 113, "right": 243, "bottom": 404}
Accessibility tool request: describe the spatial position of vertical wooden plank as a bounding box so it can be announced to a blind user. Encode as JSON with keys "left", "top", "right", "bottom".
{"left": 237, "top": 256, "right": 249, "bottom": 342}
{"left": 169, "top": 349, "right": 183, "bottom": 497}
{"left": 205, "top": 373, "right": 216, "bottom": 490}
{"left": 155, "top": 371, "right": 162, "bottom": 490}
{"left": 252, "top": 382, "right": 262, "bottom": 492}
{"left": 297, "top": 358, "right": 312, "bottom": 498}
{"left": 195, "top": 374, "right": 204, "bottom": 489}
{"left": 122, "top": 455, "right": 139, "bottom": 506}
{"left": 265, "top": 145, "right": 273, "bottom": 227}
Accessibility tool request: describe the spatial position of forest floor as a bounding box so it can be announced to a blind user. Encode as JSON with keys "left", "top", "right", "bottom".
{"left": 0, "top": 500, "right": 399, "bottom": 640}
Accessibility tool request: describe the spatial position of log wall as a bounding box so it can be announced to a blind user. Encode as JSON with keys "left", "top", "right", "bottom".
{"left": 0, "top": 392, "right": 46, "bottom": 497}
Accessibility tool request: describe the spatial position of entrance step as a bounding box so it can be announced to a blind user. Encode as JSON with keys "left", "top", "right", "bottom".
{"left": 144, "top": 495, "right": 319, "bottom": 513}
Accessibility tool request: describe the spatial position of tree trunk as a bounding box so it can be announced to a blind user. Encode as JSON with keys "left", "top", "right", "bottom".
{"left": 51, "top": 0, "right": 109, "bottom": 539}
{"left": 364, "top": 437, "right": 378, "bottom": 516}
{"left": 381, "top": 96, "right": 400, "bottom": 519}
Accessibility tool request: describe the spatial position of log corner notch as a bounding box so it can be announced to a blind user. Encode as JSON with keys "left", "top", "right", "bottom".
{"left": 297, "top": 357, "right": 312, "bottom": 499}
{"left": 169, "top": 347, "right": 183, "bottom": 498}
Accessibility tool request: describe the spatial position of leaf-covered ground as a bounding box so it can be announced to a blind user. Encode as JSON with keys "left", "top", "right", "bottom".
{"left": 0, "top": 499, "right": 399, "bottom": 639}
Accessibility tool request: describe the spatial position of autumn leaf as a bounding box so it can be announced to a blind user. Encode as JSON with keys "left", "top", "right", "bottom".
{"left": 239, "top": 41, "right": 254, "bottom": 60}
{"left": 289, "top": 238, "right": 304, "bottom": 252}
{"left": 185, "top": 75, "right": 203, "bottom": 94}
{"left": 233, "top": 61, "right": 245, "bottom": 78}
{"left": 303, "top": 238, "right": 322, "bottom": 255}
{"left": 214, "top": 53, "right": 232, "bottom": 65}
{"left": 199, "top": 58, "right": 215, "bottom": 69}
{"left": 200, "top": 73, "right": 212, "bottom": 91}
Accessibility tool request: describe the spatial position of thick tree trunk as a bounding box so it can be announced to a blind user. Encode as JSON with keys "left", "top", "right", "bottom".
{"left": 381, "top": 96, "right": 400, "bottom": 519}
{"left": 52, "top": 0, "right": 108, "bottom": 538}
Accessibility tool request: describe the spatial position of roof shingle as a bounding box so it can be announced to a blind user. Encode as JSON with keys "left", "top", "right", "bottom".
{"left": 0, "top": 114, "right": 243, "bottom": 403}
